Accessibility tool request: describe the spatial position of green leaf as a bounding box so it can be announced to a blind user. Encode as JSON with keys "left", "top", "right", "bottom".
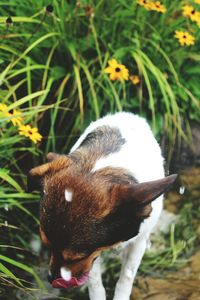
{"left": 51, "top": 66, "right": 66, "bottom": 80}
{"left": 0, "top": 255, "right": 45, "bottom": 289}
{"left": 0, "top": 169, "right": 22, "bottom": 192}
{"left": 0, "top": 262, "right": 22, "bottom": 286}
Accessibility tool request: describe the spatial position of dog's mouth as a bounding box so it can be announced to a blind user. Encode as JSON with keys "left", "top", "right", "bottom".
{"left": 52, "top": 272, "right": 89, "bottom": 289}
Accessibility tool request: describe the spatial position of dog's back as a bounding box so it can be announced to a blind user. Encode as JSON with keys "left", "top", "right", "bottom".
{"left": 71, "top": 112, "right": 165, "bottom": 235}
{"left": 71, "top": 112, "right": 164, "bottom": 182}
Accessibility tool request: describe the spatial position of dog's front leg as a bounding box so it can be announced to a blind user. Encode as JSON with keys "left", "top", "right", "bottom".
{"left": 87, "top": 257, "right": 106, "bottom": 300}
{"left": 113, "top": 235, "right": 148, "bottom": 300}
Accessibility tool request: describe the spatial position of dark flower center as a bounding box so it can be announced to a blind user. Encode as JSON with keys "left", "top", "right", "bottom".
{"left": 28, "top": 131, "right": 33, "bottom": 135}
{"left": 46, "top": 4, "right": 54, "bottom": 13}
{"left": 183, "top": 35, "right": 186, "bottom": 39}
{"left": 6, "top": 17, "right": 13, "bottom": 24}
{"left": 191, "top": 10, "right": 195, "bottom": 15}
{"left": 9, "top": 109, "right": 14, "bottom": 114}
{"left": 115, "top": 67, "right": 121, "bottom": 72}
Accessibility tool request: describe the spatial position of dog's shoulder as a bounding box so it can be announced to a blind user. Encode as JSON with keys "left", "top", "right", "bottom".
{"left": 72, "top": 112, "right": 164, "bottom": 183}
{"left": 70, "top": 112, "right": 151, "bottom": 153}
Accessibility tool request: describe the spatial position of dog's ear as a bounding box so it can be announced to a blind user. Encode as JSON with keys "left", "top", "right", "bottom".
{"left": 46, "top": 152, "right": 60, "bottom": 162}
{"left": 27, "top": 163, "right": 51, "bottom": 192}
{"left": 99, "top": 174, "right": 178, "bottom": 245}
{"left": 27, "top": 154, "right": 72, "bottom": 192}
{"left": 112, "top": 174, "right": 178, "bottom": 207}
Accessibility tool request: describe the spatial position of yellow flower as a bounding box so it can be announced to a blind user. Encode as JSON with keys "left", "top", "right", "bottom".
{"left": 18, "top": 124, "right": 42, "bottom": 144}
{"left": 0, "top": 103, "right": 23, "bottom": 126}
{"left": 8, "top": 109, "right": 23, "bottom": 126}
{"left": 137, "top": 0, "right": 166, "bottom": 12}
{"left": 182, "top": 5, "right": 200, "bottom": 27}
{"left": 130, "top": 75, "right": 140, "bottom": 85}
{"left": 104, "top": 59, "right": 129, "bottom": 81}
{"left": 150, "top": 1, "right": 166, "bottom": 13}
{"left": 194, "top": 0, "right": 200, "bottom": 4}
{"left": 0, "top": 103, "right": 8, "bottom": 111}
{"left": 191, "top": 10, "right": 200, "bottom": 25}
{"left": 137, "top": 0, "right": 152, "bottom": 10}
{"left": 182, "top": 5, "right": 195, "bottom": 18}
{"left": 174, "top": 31, "right": 195, "bottom": 46}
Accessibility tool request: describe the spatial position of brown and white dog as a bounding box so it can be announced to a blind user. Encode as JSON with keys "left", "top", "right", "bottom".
{"left": 28, "top": 112, "right": 177, "bottom": 300}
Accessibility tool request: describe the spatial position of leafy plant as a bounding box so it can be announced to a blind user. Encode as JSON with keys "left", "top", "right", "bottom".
{"left": 0, "top": 0, "right": 200, "bottom": 297}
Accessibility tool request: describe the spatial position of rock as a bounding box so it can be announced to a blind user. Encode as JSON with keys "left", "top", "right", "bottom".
{"left": 153, "top": 210, "right": 179, "bottom": 234}
{"left": 190, "top": 251, "right": 200, "bottom": 277}
{"left": 180, "top": 167, "right": 200, "bottom": 188}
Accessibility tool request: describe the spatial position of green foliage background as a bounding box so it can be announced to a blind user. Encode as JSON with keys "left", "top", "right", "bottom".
{"left": 0, "top": 0, "right": 199, "bottom": 298}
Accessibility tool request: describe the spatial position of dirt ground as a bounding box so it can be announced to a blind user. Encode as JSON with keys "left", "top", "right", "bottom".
{"left": 132, "top": 167, "right": 200, "bottom": 300}
{"left": 131, "top": 250, "right": 200, "bottom": 300}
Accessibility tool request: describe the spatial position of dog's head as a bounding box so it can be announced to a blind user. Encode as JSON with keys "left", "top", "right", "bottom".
{"left": 28, "top": 152, "right": 177, "bottom": 289}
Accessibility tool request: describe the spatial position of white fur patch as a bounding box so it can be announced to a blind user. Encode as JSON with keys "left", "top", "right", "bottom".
{"left": 179, "top": 186, "right": 185, "bottom": 195}
{"left": 69, "top": 112, "right": 166, "bottom": 300}
{"left": 60, "top": 267, "right": 71, "bottom": 281}
{"left": 125, "top": 268, "right": 133, "bottom": 279}
{"left": 64, "top": 189, "right": 73, "bottom": 202}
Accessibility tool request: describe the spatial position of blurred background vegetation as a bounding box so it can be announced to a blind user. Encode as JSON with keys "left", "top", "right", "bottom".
{"left": 0, "top": 0, "right": 200, "bottom": 299}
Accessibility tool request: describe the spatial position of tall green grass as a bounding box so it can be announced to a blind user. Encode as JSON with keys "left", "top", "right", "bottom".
{"left": 0, "top": 0, "right": 199, "bottom": 147}
{"left": 0, "top": 0, "right": 200, "bottom": 295}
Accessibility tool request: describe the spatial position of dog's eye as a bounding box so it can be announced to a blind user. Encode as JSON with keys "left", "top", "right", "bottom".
{"left": 65, "top": 257, "right": 84, "bottom": 264}
{"left": 93, "top": 256, "right": 98, "bottom": 263}
{"left": 63, "top": 253, "right": 91, "bottom": 264}
{"left": 64, "top": 254, "right": 98, "bottom": 265}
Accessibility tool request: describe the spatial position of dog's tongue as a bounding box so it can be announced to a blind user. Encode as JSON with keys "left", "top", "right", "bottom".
{"left": 52, "top": 272, "right": 89, "bottom": 289}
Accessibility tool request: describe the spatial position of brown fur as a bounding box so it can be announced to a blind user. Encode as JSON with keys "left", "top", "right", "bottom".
{"left": 68, "top": 126, "right": 125, "bottom": 172}
{"left": 29, "top": 125, "right": 177, "bottom": 281}
{"left": 41, "top": 226, "right": 119, "bottom": 278}
{"left": 39, "top": 164, "right": 138, "bottom": 250}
